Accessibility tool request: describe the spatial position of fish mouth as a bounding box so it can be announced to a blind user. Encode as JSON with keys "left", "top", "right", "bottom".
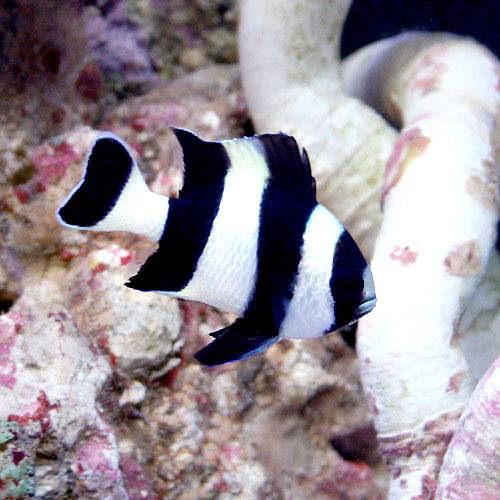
{"left": 354, "top": 298, "right": 377, "bottom": 319}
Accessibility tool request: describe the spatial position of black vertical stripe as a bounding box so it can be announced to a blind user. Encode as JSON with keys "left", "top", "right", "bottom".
{"left": 243, "top": 134, "right": 317, "bottom": 334}
{"left": 58, "top": 137, "right": 133, "bottom": 227}
{"left": 329, "top": 230, "right": 367, "bottom": 330}
{"left": 126, "top": 130, "right": 230, "bottom": 292}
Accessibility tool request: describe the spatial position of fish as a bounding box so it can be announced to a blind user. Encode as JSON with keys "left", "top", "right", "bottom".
{"left": 56, "top": 129, "right": 376, "bottom": 366}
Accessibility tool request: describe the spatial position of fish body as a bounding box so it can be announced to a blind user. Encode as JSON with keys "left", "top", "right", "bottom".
{"left": 57, "top": 129, "right": 376, "bottom": 366}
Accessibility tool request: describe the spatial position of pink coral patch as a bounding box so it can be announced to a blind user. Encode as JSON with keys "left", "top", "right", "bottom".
{"left": 334, "top": 460, "right": 373, "bottom": 486}
{"left": 220, "top": 443, "right": 243, "bottom": 469}
{"left": 0, "top": 315, "right": 22, "bottom": 389}
{"left": 32, "top": 142, "right": 81, "bottom": 187}
{"left": 488, "top": 397, "right": 500, "bottom": 419}
{"left": 411, "top": 46, "right": 448, "bottom": 95}
{"left": 60, "top": 246, "right": 82, "bottom": 262}
{"left": 76, "top": 433, "right": 121, "bottom": 487}
{"left": 413, "top": 474, "right": 437, "bottom": 500}
{"left": 75, "top": 63, "right": 103, "bottom": 101}
{"left": 13, "top": 187, "right": 30, "bottom": 204}
{"left": 482, "top": 158, "right": 498, "bottom": 182}
{"left": 444, "top": 240, "right": 482, "bottom": 277}
{"left": 11, "top": 142, "right": 81, "bottom": 204}
{"left": 11, "top": 449, "right": 26, "bottom": 466}
{"left": 442, "top": 480, "right": 500, "bottom": 499}
{"left": 8, "top": 390, "right": 60, "bottom": 433}
{"left": 382, "top": 127, "right": 430, "bottom": 206}
{"left": 92, "top": 263, "right": 108, "bottom": 274}
{"left": 120, "top": 253, "right": 133, "bottom": 266}
{"left": 446, "top": 371, "right": 467, "bottom": 393}
{"left": 120, "top": 455, "right": 154, "bottom": 500}
{"left": 465, "top": 175, "right": 497, "bottom": 210}
{"left": 390, "top": 246, "right": 418, "bottom": 265}
{"left": 126, "top": 102, "right": 186, "bottom": 133}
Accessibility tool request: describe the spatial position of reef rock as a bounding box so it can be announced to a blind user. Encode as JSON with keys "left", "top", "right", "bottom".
{"left": 0, "top": 288, "right": 120, "bottom": 498}
{"left": 0, "top": 56, "right": 384, "bottom": 499}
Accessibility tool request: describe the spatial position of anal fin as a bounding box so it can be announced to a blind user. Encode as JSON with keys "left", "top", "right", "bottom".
{"left": 195, "top": 319, "right": 278, "bottom": 367}
{"left": 208, "top": 328, "right": 226, "bottom": 339}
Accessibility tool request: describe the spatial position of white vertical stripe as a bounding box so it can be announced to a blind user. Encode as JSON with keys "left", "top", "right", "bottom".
{"left": 174, "top": 138, "right": 269, "bottom": 315}
{"left": 93, "top": 163, "right": 169, "bottom": 242}
{"left": 280, "top": 204, "right": 343, "bottom": 339}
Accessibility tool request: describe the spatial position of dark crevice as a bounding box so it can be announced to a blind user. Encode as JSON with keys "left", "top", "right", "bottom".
{"left": 330, "top": 424, "right": 380, "bottom": 464}
{"left": 10, "top": 163, "right": 34, "bottom": 185}
{"left": 0, "top": 297, "right": 16, "bottom": 314}
{"left": 240, "top": 117, "right": 256, "bottom": 138}
{"left": 0, "top": 288, "right": 19, "bottom": 314}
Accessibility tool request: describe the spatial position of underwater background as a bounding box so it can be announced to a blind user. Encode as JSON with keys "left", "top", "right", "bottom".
{"left": 0, "top": 1, "right": 498, "bottom": 498}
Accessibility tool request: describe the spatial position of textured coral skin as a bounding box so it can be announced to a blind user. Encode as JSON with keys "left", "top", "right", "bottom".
{"left": 344, "top": 34, "right": 499, "bottom": 499}
{"left": 240, "top": 2, "right": 498, "bottom": 499}
{"left": 0, "top": 52, "right": 384, "bottom": 498}
{"left": 436, "top": 358, "right": 500, "bottom": 499}
{"left": 2, "top": 1, "right": 497, "bottom": 498}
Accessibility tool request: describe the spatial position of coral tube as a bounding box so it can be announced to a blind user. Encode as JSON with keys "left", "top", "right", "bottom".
{"left": 240, "top": 3, "right": 498, "bottom": 496}
{"left": 239, "top": 0, "right": 396, "bottom": 257}
{"left": 349, "top": 36, "right": 499, "bottom": 498}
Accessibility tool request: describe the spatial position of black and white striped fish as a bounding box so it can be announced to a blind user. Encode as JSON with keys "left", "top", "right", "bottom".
{"left": 57, "top": 129, "right": 376, "bottom": 366}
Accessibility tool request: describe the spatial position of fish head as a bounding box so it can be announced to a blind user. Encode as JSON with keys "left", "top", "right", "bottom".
{"left": 354, "top": 265, "right": 376, "bottom": 319}
{"left": 329, "top": 229, "right": 376, "bottom": 332}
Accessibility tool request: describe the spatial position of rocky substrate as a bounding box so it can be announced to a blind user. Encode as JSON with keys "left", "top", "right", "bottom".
{"left": 0, "top": 64, "right": 386, "bottom": 498}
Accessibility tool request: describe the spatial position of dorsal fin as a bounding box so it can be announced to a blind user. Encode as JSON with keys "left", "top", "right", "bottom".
{"left": 301, "top": 146, "right": 316, "bottom": 194}
{"left": 172, "top": 129, "right": 316, "bottom": 200}
{"left": 172, "top": 128, "right": 230, "bottom": 198}
{"left": 257, "top": 134, "right": 316, "bottom": 202}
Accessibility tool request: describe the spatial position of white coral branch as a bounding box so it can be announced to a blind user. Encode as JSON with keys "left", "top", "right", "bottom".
{"left": 239, "top": 4, "right": 499, "bottom": 498}
{"left": 350, "top": 36, "right": 499, "bottom": 497}
{"left": 239, "top": 0, "right": 396, "bottom": 257}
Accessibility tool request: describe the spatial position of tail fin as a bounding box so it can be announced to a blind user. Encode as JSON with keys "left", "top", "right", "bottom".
{"left": 57, "top": 132, "right": 169, "bottom": 242}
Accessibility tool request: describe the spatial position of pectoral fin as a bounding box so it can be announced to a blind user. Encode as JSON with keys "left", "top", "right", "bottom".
{"left": 195, "top": 319, "right": 278, "bottom": 367}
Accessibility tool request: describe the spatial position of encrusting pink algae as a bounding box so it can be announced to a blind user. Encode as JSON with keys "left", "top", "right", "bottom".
{"left": 1, "top": 0, "right": 498, "bottom": 498}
